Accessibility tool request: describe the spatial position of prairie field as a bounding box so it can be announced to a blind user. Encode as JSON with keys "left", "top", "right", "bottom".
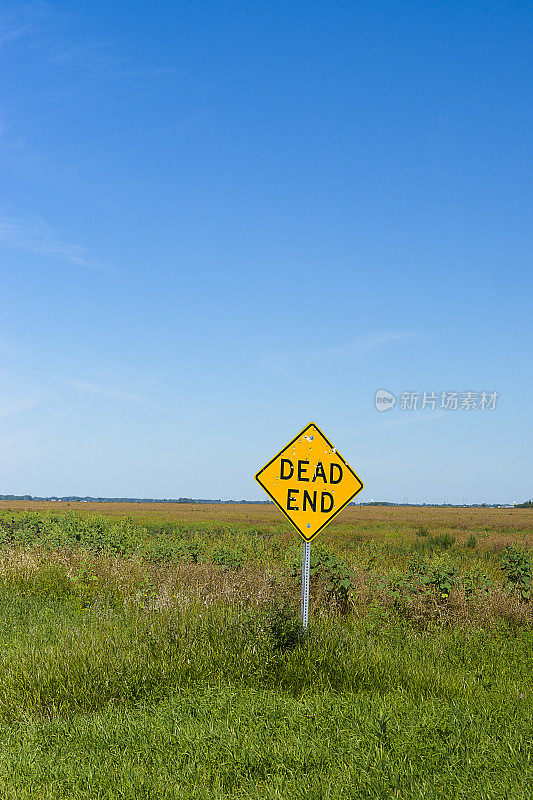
{"left": 0, "top": 501, "right": 532, "bottom": 799}
{"left": 2, "top": 498, "right": 532, "bottom": 538}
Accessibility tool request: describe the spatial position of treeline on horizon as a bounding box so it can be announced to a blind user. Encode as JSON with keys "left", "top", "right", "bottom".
{"left": 0, "top": 495, "right": 529, "bottom": 508}
{"left": 0, "top": 495, "right": 267, "bottom": 505}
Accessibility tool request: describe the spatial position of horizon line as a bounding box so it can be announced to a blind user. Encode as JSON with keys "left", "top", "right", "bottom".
{"left": 0, "top": 494, "right": 522, "bottom": 508}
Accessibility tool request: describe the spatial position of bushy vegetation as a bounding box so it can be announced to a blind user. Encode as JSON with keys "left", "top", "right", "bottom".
{"left": 0, "top": 506, "right": 531, "bottom": 798}
{"left": 500, "top": 545, "right": 532, "bottom": 602}
{"left": 0, "top": 509, "right": 532, "bottom": 625}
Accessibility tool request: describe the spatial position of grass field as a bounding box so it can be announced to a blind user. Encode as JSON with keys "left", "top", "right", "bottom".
{"left": 2, "top": 499, "right": 532, "bottom": 541}
{"left": 0, "top": 501, "right": 532, "bottom": 798}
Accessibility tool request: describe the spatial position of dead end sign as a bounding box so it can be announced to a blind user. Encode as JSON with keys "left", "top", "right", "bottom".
{"left": 255, "top": 422, "right": 364, "bottom": 542}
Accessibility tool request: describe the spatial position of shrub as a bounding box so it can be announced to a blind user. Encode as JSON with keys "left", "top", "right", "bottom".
{"left": 383, "top": 555, "right": 431, "bottom": 609}
{"left": 416, "top": 525, "right": 429, "bottom": 537}
{"left": 211, "top": 547, "right": 244, "bottom": 570}
{"left": 461, "top": 566, "right": 493, "bottom": 600}
{"left": 410, "top": 533, "right": 455, "bottom": 558}
{"left": 386, "top": 567, "right": 415, "bottom": 607}
{"left": 266, "top": 602, "right": 305, "bottom": 653}
{"left": 174, "top": 540, "right": 204, "bottom": 564}
{"left": 422, "top": 553, "right": 459, "bottom": 600}
{"left": 500, "top": 546, "right": 532, "bottom": 602}
{"left": 320, "top": 553, "right": 355, "bottom": 612}
{"left": 140, "top": 537, "right": 177, "bottom": 564}
{"left": 291, "top": 547, "right": 355, "bottom": 612}
{"left": 466, "top": 534, "right": 478, "bottom": 549}
{"left": 429, "top": 533, "right": 455, "bottom": 550}
{"left": 406, "top": 551, "right": 430, "bottom": 577}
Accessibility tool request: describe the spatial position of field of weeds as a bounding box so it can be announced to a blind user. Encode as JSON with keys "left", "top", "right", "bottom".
{"left": 0, "top": 502, "right": 532, "bottom": 798}
{"left": 2, "top": 499, "right": 532, "bottom": 541}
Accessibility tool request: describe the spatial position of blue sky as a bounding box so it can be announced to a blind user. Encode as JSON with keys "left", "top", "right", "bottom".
{"left": 1, "top": 1, "right": 531, "bottom": 503}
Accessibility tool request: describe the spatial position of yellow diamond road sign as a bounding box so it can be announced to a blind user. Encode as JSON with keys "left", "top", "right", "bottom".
{"left": 255, "top": 422, "right": 364, "bottom": 542}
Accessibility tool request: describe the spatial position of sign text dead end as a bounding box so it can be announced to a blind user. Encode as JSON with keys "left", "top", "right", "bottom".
{"left": 255, "top": 422, "right": 364, "bottom": 542}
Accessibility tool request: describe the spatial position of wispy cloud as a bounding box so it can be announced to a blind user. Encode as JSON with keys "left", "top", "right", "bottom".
{"left": 1, "top": 4, "right": 176, "bottom": 86}
{"left": 0, "top": 215, "right": 120, "bottom": 273}
{"left": 55, "top": 376, "right": 165, "bottom": 411}
{"left": 1, "top": 360, "right": 163, "bottom": 412}
{"left": 260, "top": 331, "right": 421, "bottom": 373}
{"left": 0, "top": 395, "right": 44, "bottom": 419}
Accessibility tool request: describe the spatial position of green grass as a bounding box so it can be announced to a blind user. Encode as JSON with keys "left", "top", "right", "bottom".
{"left": 1, "top": 684, "right": 532, "bottom": 800}
{"left": 0, "top": 508, "right": 514, "bottom": 582}
{"left": 0, "top": 585, "right": 531, "bottom": 797}
{"left": 0, "top": 510, "right": 532, "bottom": 797}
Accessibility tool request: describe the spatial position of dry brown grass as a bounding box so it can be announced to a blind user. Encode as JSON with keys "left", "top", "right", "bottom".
{"left": 1, "top": 500, "right": 531, "bottom": 631}
{"left": 1, "top": 500, "right": 532, "bottom": 547}
{"left": 1, "top": 544, "right": 531, "bottom": 632}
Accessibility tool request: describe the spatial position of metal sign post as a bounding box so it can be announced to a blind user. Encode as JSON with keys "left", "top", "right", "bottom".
{"left": 255, "top": 422, "right": 364, "bottom": 630}
{"left": 300, "top": 540, "right": 311, "bottom": 628}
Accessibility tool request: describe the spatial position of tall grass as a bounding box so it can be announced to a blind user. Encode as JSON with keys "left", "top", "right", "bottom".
{"left": 0, "top": 509, "right": 532, "bottom": 797}
{"left": 0, "top": 583, "right": 531, "bottom": 797}
{"left": 0, "top": 578, "right": 531, "bottom": 721}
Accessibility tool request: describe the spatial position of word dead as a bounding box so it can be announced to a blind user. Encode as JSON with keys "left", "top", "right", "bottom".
{"left": 279, "top": 458, "right": 343, "bottom": 513}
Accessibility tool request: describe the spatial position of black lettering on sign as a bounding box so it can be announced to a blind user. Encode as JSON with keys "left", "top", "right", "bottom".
{"left": 312, "top": 462, "right": 327, "bottom": 483}
{"left": 302, "top": 489, "right": 316, "bottom": 512}
{"left": 280, "top": 459, "right": 294, "bottom": 479}
{"left": 287, "top": 488, "right": 299, "bottom": 510}
{"left": 320, "top": 492, "right": 334, "bottom": 513}
{"left": 297, "top": 460, "right": 309, "bottom": 481}
{"left": 329, "top": 463, "right": 343, "bottom": 484}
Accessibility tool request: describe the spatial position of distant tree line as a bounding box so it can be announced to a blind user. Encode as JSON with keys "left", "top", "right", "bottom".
{"left": 0, "top": 495, "right": 270, "bottom": 504}
{"left": 0, "top": 495, "right": 522, "bottom": 508}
